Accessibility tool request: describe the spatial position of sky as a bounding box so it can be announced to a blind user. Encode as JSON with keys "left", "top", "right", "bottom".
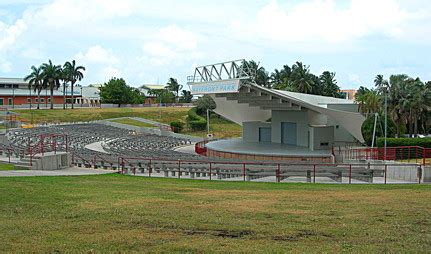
{"left": 0, "top": 0, "right": 431, "bottom": 89}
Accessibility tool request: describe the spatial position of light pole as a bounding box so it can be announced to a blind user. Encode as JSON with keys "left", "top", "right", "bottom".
{"left": 207, "top": 108, "right": 210, "bottom": 135}
{"left": 29, "top": 86, "right": 32, "bottom": 109}
{"left": 12, "top": 86, "right": 15, "bottom": 109}
{"left": 371, "top": 112, "right": 378, "bottom": 148}
{"left": 384, "top": 85, "right": 388, "bottom": 161}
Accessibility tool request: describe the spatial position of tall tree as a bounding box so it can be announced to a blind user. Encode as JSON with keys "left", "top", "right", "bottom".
{"left": 24, "top": 65, "right": 44, "bottom": 109}
{"left": 166, "top": 78, "right": 182, "bottom": 102}
{"left": 374, "top": 74, "right": 388, "bottom": 94}
{"left": 179, "top": 90, "right": 193, "bottom": 103}
{"left": 64, "top": 60, "right": 85, "bottom": 109}
{"left": 99, "top": 78, "right": 137, "bottom": 107}
{"left": 41, "top": 60, "right": 62, "bottom": 109}
{"left": 319, "top": 71, "right": 340, "bottom": 97}
{"left": 61, "top": 67, "right": 70, "bottom": 109}
{"left": 246, "top": 60, "right": 270, "bottom": 88}
{"left": 290, "top": 62, "right": 315, "bottom": 93}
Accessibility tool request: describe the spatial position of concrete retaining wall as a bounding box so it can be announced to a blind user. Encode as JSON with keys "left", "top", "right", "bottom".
{"left": 32, "top": 152, "right": 72, "bottom": 170}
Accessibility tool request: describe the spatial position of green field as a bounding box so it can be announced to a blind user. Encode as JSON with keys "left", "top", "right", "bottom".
{"left": 0, "top": 174, "right": 429, "bottom": 252}
{"left": 0, "top": 162, "right": 28, "bottom": 171}
{"left": 109, "top": 118, "right": 156, "bottom": 128}
{"left": 12, "top": 108, "right": 242, "bottom": 138}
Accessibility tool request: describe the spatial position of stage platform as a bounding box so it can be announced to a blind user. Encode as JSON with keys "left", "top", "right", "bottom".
{"left": 205, "top": 139, "right": 334, "bottom": 162}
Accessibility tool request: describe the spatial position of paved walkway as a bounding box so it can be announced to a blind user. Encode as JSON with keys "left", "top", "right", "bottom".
{"left": 173, "top": 144, "right": 197, "bottom": 155}
{"left": 0, "top": 167, "right": 116, "bottom": 177}
{"left": 84, "top": 140, "right": 112, "bottom": 154}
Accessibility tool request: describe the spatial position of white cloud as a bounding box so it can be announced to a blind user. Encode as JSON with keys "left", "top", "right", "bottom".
{"left": 348, "top": 74, "right": 361, "bottom": 85}
{"left": 141, "top": 25, "right": 202, "bottom": 66}
{"left": 28, "top": 0, "right": 138, "bottom": 28}
{"left": 99, "top": 66, "right": 122, "bottom": 81}
{"left": 232, "top": 0, "right": 416, "bottom": 46}
{"left": 0, "top": 61, "right": 12, "bottom": 73}
{"left": 0, "top": 19, "right": 27, "bottom": 51}
{"left": 75, "top": 45, "right": 119, "bottom": 64}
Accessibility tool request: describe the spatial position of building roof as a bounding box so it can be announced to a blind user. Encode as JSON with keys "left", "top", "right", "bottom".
{"left": 0, "top": 77, "right": 27, "bottom": 85}
{"left": 275, "top": 90, "right": 354, "bottom": 107}
{"left": 141, "top": 84, "right": 166, "bottom": 90}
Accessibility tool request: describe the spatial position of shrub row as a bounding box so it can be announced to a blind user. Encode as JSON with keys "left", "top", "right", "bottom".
{"left": 186, "top": 107, "right": 207, "bottom": 131}
{"left": 376, "top": 137, "right": 431, "bottom": 148}
{"left": 170, "top": 121, "right": 184, "bottom": 133}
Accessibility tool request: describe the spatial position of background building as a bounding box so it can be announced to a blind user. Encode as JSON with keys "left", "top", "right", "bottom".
{"left": 140, "top": 84, "right": 166, "bottom": 104}
{"left": 0, "top": 77, "right": 81, "bottom": 108}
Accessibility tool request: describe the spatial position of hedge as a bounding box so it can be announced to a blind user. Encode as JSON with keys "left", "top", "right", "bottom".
{"left": 376, "top": 137, "right": 431, "bottom": 148}
{"left": 186, "top": 107, "right": 207, "bottom": 131}
{"left": 170, "top": 121, "right": 184, "bottom": 133}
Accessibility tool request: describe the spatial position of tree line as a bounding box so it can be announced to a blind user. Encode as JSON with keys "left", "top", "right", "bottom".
{"left": 24, "top": 60, "right": 85, "bottom": 109}
{"left": 99, "top": 77, "right": 193, "bottom": 106}
{"left": 356, "top": 74, "right": 431, "bottom": 144}
{"left": 245, "top": 60, "right": 342, "bottom": 98}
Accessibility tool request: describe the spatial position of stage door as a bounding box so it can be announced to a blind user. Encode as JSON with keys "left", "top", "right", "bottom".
{"left": 281, "top": 122, "right": 297, "bottom": 145}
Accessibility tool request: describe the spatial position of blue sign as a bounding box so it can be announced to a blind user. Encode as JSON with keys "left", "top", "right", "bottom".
{"left": 191, "top": 80, "right": 240, "bottom": 94}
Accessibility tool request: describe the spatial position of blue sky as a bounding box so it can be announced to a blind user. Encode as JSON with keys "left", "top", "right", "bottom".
{"left": 0, "top": 0, "right": 430, "bottom": 89}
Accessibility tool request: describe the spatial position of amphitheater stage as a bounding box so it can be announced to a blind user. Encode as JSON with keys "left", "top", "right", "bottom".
{"left": 205, "top": 139, "right": 334, "bottom": 162}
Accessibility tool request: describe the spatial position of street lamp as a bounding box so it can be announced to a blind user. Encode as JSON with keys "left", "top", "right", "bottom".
{"left": 207, "top": 108, "right": 210, "bottom": 135}
{"left": 384, "top": 84, "right": 388, "bottom": 161}
{"left": 12, "top": 85, "right": 15, "bottom": 109}
{"left": 80, "top": 85, "right": 83, "bottom": 108}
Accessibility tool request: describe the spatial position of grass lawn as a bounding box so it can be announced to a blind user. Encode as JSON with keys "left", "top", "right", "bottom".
{"left": 0, "top": 162, "right": 28, "bottom": 171}
{"left": 0, "top": 175, "right": 429, "bottom": 252}
{"left": 109, "top": 118, "right": 156, "bottom": 128}
{"left": 13, "top": 108, "right": 242, "bottom": 138}
{"left": 12, "top": 107, "right": 190, "bottom": 125}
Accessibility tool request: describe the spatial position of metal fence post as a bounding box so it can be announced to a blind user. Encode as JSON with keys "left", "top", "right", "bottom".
{"left": 121, "top": 157, "right": 125, "bottom": 174}
{"left": 209, "top": 162, "right": 212, "bottom": 180}
{"left": 178, "top": 160, "right": 181, "bottom": 179}
{"left": 349, "top": 164, "right": 352, "bottom": 184}
{"left": 149, "top": 159, "right": 152, "bottom": 177}
{"left": 277, "top": 163, "right": 281, "bottom": 183}
{"left": 384, "top": 164, "right": 387, "bottom": 184}
{"left": 243, "top": 163, "right": 246, "bottom": 181}
{"left": 313, "top": 165, "right": 316, "bottom": 183}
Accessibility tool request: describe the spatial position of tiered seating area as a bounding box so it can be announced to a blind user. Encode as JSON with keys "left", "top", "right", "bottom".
{"left": 2, "top": 123, "right": 410, "bottom": 183}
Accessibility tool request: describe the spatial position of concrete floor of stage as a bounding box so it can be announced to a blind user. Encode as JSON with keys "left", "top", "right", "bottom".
{"left": 205, "top": 139, "right": 332, "bottom": 157}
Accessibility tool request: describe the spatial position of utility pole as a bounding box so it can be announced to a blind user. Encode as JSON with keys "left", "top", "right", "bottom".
{"left": 207, "top": 109, "right": 210, "bottom": 135}
{"left": 384, "top": 85, "right": 388, "bottom": 161}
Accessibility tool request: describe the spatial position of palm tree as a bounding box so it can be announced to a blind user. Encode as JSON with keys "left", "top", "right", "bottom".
{"left": 41, "top": 60, "right": 62, "bottom": 109}
{"left": 61, "top": 67, "right": 70, "bottom": 109}
{"left": 374, "top": 74, "right": 388, "bottom": 94}
{"left": 319, "top": 71, "right": 340, "bottom": 97}
{"left": 246, "top": 60, "right": 270, "bottom": 88}
{"left": 24, "top": 65, "right": 44, "bottom": 109}
{"left": 290, "top": 62, "right": 314, "bottom": 94}
{"left": 64, "top": 60, "right": 85, "bottom": 109}
{"left": 354, "top": 87, "right": 380, "bottom": 115}
{"left": 166, "top": 78, "right": 182, "bottom": 102}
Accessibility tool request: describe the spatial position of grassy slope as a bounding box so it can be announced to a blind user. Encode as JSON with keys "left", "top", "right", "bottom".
{"left": 12, "top": 108, "right": 242, "bottom": 138}
{"left": 0, "top": 174, "right": 429, "bottom": 252}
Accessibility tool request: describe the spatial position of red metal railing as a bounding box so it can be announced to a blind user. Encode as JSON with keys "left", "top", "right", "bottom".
{"left": 195, "top": 140, "right": 207, "bottom": 155}
{"left": 339, "top": 146, "right": 430, "bottom": 165}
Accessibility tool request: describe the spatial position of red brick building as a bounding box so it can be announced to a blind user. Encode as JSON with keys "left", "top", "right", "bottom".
{"left": 0, "top": 78, "right": 81, "bottom": 107}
